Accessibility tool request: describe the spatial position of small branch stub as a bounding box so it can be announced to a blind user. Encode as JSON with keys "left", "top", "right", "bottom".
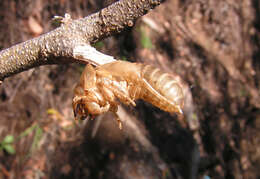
{"left": 73, "top": 45, "right": 116, "bottom": 66}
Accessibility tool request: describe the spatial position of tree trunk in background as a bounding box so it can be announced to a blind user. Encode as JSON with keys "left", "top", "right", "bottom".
{"left": 0, "top": 0, "right": 259, "bottom": 178}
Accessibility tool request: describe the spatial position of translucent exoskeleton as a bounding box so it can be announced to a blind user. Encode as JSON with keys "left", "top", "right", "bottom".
{"left": 72, "top": 60, "right": 184, "bottom": 129}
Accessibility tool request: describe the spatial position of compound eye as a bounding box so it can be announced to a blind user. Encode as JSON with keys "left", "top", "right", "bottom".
{"left": 74, "top": 103, "right": 89, "bottom": 120}
{"left": 74, "top": 103, "right": 81, "bottom": 117}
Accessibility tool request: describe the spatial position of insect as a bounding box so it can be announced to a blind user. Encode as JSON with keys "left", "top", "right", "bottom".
{"left": 72, "top": 60, "right": 184, "bottom": 129}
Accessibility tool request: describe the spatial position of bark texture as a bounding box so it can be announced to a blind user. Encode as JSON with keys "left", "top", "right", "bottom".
{"left": 0, "top": 0, "right": 161, "bottom": 81}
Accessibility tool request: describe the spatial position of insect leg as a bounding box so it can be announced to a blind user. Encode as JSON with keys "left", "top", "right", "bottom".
{"left": 98, "top": 85, "right": 119, "bottom": 108}
{"left": 115, "top": 113, "right": 122, "bottom": 130}
{"left": 98, "top": 86, "right": 122, "bottom": 129}
{"left": 83, "top": 101, "right": 110, "bottom": 115}
{"left": 101, "top": 81, "right": 136, "bottom": 107}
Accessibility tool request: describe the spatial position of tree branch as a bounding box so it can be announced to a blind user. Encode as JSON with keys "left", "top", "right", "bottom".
{"left": 0, "top": 0, "right": 161, "bottom": 81}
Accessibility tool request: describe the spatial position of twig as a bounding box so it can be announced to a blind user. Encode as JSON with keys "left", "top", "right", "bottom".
{"left": 0, "top": 0, "right": 161, "bottom": 81}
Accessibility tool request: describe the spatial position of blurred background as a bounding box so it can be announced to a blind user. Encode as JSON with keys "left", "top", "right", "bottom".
{"left": 0, "top": 0, "right": 259, "bottom": 178}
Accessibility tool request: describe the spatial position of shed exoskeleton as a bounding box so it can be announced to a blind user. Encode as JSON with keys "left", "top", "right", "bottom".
{"left": 73, "top": 60, "right": 184, "bottom": 129}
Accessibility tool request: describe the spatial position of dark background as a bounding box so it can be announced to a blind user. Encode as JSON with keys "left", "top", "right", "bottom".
{"left": 0, "top": 0, "right": 259, "bottom": 178}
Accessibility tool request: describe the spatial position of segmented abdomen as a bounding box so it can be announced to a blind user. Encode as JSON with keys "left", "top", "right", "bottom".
{"left": 140, "top": 64, "right": 184, "bottom": 114}
{"left": 95, "top": 60, "right": 184, "bottom": 114}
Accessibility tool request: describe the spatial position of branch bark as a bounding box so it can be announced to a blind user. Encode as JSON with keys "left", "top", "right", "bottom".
{"left": 0, "top": 0, "right": 161, "bottom": 81}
